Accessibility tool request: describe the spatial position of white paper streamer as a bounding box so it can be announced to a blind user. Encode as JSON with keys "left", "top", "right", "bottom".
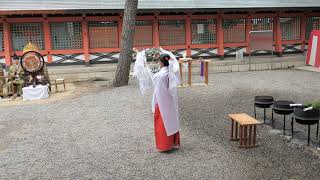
{"left": 290, "top": 104, "right": 303, "bottom": 107}
{"left": 303, "top": 107, "right": 314, "bottom": 112}
{"left": 134, "top": 48, "right": 181, "bottom": 95}
{"left": 133, "top": 50, "right": 153, "bottom": 95}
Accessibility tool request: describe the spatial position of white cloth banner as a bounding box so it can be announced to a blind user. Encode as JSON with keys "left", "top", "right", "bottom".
{"left": 23, "top": 85, "right": 49, "bottom": 100}
{"left": 309, "top": 35, "right": 318, "bottom": 66}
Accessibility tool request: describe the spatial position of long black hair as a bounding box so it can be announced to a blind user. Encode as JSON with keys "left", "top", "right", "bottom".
{"left": 159, "top": 54, "right": 170, "bottom": 66}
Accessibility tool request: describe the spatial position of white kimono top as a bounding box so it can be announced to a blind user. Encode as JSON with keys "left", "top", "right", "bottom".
{"left": 152, "top": 66, "right": 180, "bottom": 136}
{"left": 134, "top": 49, "right": 180, "bottom": 136}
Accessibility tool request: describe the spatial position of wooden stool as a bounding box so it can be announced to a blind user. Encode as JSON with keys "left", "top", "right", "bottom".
{"left": 228, "top": 113, "right": 262, "bottom": 148}
{"left": 55, "top": 78, "right": 66, "bottom": 92}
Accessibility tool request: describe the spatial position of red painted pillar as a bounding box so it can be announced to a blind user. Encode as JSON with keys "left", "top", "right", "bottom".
{"left": 118, "top": 15, "right": 123, "bottom": 48}
{"left": 43, "top": 17, "right": 52, "bottom": 63}
{"left": 186, "top": 14, "right": 192, "bottom": 57}
{"left": 81, "top": 18, "right": 90, "bottom": 64}
{"left": 274, "top": 13, "right": 282, "bottom": 56}
{"left": 246, "top": 14, "right": 252, "bottom": 55}
{"left": 153, "top": 15, "right": 160, "bottom": 47}
{"left": 3, "top": 19, "right": 12, "bottom": 66}
{"left": 301, "top": 14, "right": 307, "bottom": 51}
{"left": 217, "top": 13, "right": 224, "bottom": 59}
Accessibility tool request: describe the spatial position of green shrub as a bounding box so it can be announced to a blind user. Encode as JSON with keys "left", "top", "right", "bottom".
{"left": 305, "top": 101, "right": 320, "bottom": 109}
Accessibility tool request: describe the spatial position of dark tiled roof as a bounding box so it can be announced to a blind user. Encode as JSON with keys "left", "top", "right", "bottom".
{"left": 1, "top": 0, "right": 320, "bottom": 11}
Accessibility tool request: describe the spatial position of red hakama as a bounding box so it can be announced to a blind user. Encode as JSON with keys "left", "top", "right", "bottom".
{"left": 154, "top": 105, "right": 180, "bottom": 151}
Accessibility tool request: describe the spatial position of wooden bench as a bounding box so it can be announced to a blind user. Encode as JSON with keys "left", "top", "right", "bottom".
{"left": 228, "top": 113, "right": 262, "bottom": 148}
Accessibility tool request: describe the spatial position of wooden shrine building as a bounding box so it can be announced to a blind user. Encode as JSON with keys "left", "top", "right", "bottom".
{"left": 0, "top": 0, "right": 320, "bottom": 66}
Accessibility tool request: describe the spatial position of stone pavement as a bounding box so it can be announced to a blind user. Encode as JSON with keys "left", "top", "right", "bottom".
{"left": 294, "top": 65, "right": 320, "bottom": 72}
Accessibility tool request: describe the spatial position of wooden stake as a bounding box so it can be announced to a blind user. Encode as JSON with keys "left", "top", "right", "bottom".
{"left": 231, "top": 120, "right": 234, "bottom": 139}
{"left": 188, "top": 60, "right": 192, "bottom": 86}
{"left": 204, "top": 61, "right": 209, "bottom": 85}
{"left": 179, "top": 61, "right": 183, "bottom": 86}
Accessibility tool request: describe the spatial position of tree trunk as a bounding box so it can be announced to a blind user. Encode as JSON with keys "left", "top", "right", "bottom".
{"left": 112, "top": 0, "right": 138, "bottom": 87}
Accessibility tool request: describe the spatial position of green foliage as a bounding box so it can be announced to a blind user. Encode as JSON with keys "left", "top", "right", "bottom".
{"left": 132, "top": 48, "right": 161, "bottom": 63}
{"left": 305, "top": 101, "right": 320, "bottom": 109}
{"left": 145, "top": 48, "right": 161, "bottom": 62}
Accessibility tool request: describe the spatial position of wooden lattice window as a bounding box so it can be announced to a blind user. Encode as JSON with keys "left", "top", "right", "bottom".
{"left": 306, "top": 17, "right": 320, "bottom": 40}
{"left": 88, "top": 21, "right": 118, "bottom": 48}
{"left": 11, "top": 23, "right": 44, "bottom": 51}
{"left": 252, "top": 18, "right": 274, "bottom": 31}
{"left": 159, "top": 20, "right": 186, "bottom": 45}
{"left": 223, "top": 19, "right": 246, "bottom": 43}
{"left": 0, "top": 24, "right": 3, "bottom": 51}
{"left": 134, "top": 20, "right": 153, "bottom": 46}
{"left": 50, "top": 22, "right": 82, "bottom": 50}
{"left": 191, "top": 19, "right": 216, "bottom": 44}
{"left": 280, "top": 17, "right": 301, "bottom": 41}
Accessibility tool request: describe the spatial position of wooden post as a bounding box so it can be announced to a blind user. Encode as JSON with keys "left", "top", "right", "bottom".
{"left": 244, "top": 126, "right": 247, "bottom": 148}
{"left": 239, "top": 125, "right": 243, "bottom": 147}
{"left": 179, "top": 57, "right": 192, "bottom": 87}
{"left": 118, "top": 14, "right": 123, "bottom": 48}
{"left": 3, "top": 19, "right": 12, "bottom": 66}
{"left": 204, "top": 60, "right": 209, "bottom": 85}
{"left": 301, "top": 14, "right": 307, "bottom": 51}
{"left": 246, "top": 14, "right": 252, "bottom": 55}
{"left": 43, "top": 17, "right": 52, "bottom": 63}
{"left": 249, "top": 125, "right": 252, "bottom": 146}
{"left": 274, "top": 13, "right": 282, "bottom": 56}
{"left": 153, "top": 14, "right": 160, "bottom": 47}
{"left": 253, "top": 125, "right": 257, "bottom": 146}
{"left": 186, "top": 13, "right": 192, "bottom": 57}
{"left": 81, "top": 17, "right": 90, "bottom": 64}
{"left": 231, "top": 120, "right": 234, "bottom": 139}
{"left": 235, "top": 122, "right": 238, "bottom": 139}
{"left": 179, "top": 60, "right": 184, "bottom": 86}
{"left": 217, "top": 12, "right": 224, "bottom": 59}
{"left": 188, "top": 60, "right": 192, "bottom": 86}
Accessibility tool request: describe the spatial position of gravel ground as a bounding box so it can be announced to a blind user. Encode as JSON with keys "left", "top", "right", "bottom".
{"left": 1, "top": 69, "right": 320, "bottom": 179}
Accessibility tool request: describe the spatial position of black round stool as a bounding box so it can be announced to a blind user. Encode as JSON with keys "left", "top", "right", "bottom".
{"left": 293, "top": 106, "right": 319, "bottom": 146}
{"left": 254, "top": 96, "right": 274, "bottom": 123}
{"left": 272, "top": 100, "right": 294, "bottom": 135}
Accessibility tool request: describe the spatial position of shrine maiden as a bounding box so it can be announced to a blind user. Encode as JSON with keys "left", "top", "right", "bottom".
{"left": 134, "top": 49, "right": 181, "bottom": 151}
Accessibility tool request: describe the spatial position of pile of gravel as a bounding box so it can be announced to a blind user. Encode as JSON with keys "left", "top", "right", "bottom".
{"left": 0, "top": 69, "right": 320, "bottom": 179}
